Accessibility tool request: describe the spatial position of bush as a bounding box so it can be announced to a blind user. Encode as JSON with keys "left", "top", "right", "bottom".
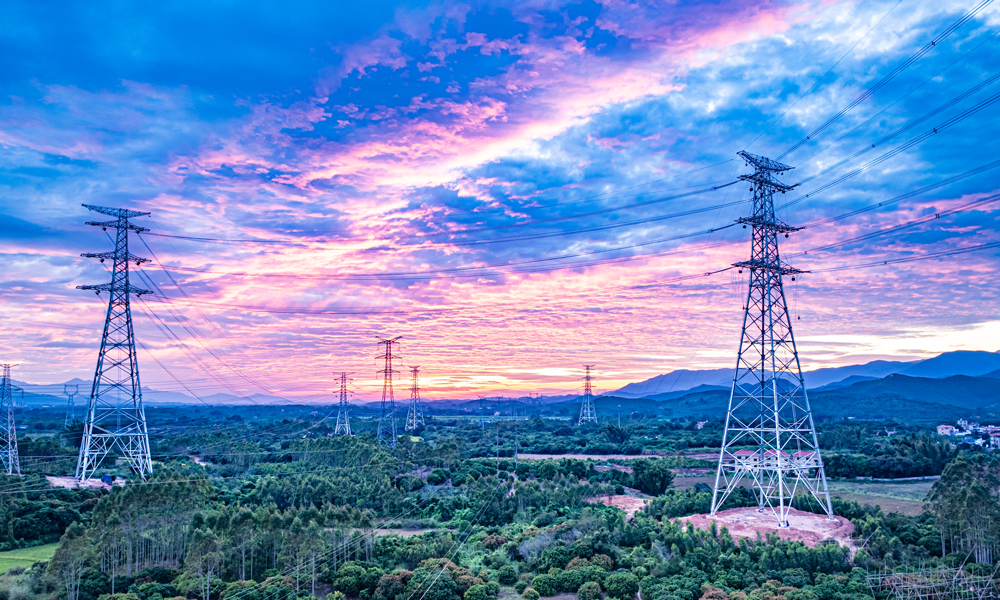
{"left": 605, "top": 573, "right": 639, "bottom": 600}
{"left": 523, "top": 589, "right": 540, "bottom": 600}
{"left": 514, "top": 582, "right": 529, "bottom": 594}
{"left": 428, "top": 469, "right": 450, "bottom": 485}
{"left": 498, "top": 566, "right": 518, "bottom": 585}
{"left": 578, "top": 582, "right": 601, "bottom": 600}
{"left": 558, "top": 569, "right": 584, "bottom": 592}
{"left": 465, "top": 585, "right": 491, "bottom": 600}
{"left": 531, "top": 575, "right": 558, "bottom": 597}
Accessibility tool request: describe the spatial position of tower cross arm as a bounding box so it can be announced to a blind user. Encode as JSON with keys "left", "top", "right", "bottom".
{"left": 732, "top": 260, "right": 808, "bottom": 276}
{"left": 738, "top": 173, "right": 798, "bottom": 193}
{"left": 736, "top": 215, "right": 802, "bottom": 233}
{"left": 81, "top": 251, "right": 150, "bottom": 264}
{"left": 737, "top": 150, "right": 794, "bottom": 172}
{"left": 82, "top": 204, "right": 151, "bottom": 219}
{"left": 85, "top": 220, "right": 151, "bottom": 233}
{"left": 77, "top": 283, "right": 153, "bottom": 296}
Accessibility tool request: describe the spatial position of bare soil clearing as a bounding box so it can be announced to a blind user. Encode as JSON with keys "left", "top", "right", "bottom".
{"left": 517, "top": 453, "right": 668, "bottom": 461}
{"left": 46, "top": 475, "right": 110, "bottom": 490}
{"left": 587, "top": 494, "right": 650, "bottom": 520}
{"left": 679, "top": 507, "right": 854, "bottom": 549}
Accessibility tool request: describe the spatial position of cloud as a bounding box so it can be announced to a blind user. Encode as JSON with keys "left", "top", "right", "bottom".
{"left": 1, "top": 0, "right": 999, "bottom": 397}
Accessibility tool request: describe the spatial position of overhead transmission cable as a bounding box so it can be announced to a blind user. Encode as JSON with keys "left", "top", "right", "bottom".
{"left": 777, "top": 0, "right": 996, "bottom": 160}
{"left": 744, "top": 0, "right": 904, "bottom": 150}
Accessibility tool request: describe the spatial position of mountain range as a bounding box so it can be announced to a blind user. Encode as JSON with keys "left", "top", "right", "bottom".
{"left": 609, "top": 350, "right": 1000, "bottom": 398}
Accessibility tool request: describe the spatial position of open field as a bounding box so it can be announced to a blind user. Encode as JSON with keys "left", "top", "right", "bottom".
{"left": 670, "top": 475, "right": 932, "bottom": 516}
{"left": 0, "top": 543, "right": 58, "bottom": 574}
{"left": 826, "top": 480, "right": 933, "bottom": 516}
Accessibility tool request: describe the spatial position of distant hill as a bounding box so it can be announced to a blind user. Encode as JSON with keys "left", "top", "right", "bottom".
{"left": 640, "top": 373, "right": 1000, "bottom": 424}
{"left": 610, "top": 351, "right": 1000, "bottom": 398}
{"left": 899, "top": 350, "right": 1000, "bottom": 379}
{"left": 812, "top": 375, "right": 878, "bottom": 391}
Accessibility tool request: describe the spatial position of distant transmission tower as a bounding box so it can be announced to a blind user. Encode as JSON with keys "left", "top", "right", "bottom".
{"left": 376, "top": 337, "right": 401, "bottom": 447}
{"left": 76, "top": 204, "right": 153, "bottom": 483}
{"left": 64, "top": 383, "right": 79, "bottom": 427}
{"left": 1, "top": 364, "right": 22, "bottom": 476}
{"left": 405, "top": 366, "right": 424, "bottom": 431}
{"left": 710, "top": 152, "right": 833, "bottom": 527}
{"left": 578, "top": 365, "right": 597, "bottom": 424}
{"left": 334, "top": 372, "right": 353, "bottom": 436}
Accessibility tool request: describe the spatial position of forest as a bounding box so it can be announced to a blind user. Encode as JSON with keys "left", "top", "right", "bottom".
{"left": 1, "top": 407, "right": 999, "bottom": 600}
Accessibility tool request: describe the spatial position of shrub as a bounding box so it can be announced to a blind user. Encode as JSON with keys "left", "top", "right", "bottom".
{"left": 515, "top": 582, "right": 529, "bottom": 594}
{"left": 531, "top": 575, "right": 558, "bottom": 597}
{"left": 465, "top": 585, "right": 491, "bottom": 600}
{"left": 558, "top": 569, "right": 584, "bottom": 592}
{"left": 605, "top": 573, "right": 639, "bottom": 600}
{"left": 498, "top": 566, "right": 518, "bottom": 585}
{"left": 428, "top": 469, "right": 450, "bottom": 485}
{"left": 523, "top": 589, "right": 540, "bottom": 600}
{"left": 578, "top": 582, "right": 601, "bottom": 600}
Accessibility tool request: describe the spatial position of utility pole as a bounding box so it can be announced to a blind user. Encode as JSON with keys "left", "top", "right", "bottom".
{"left": 0, "top": 364, "right": 22, "bottom": 476}
{"left": 405, "top": 366, "right": 424, "bottom": 431}
{"left": 64, "top": 384, "right": 79, "bottom": 427}
{"left": 77, "top": 204, "right": 153, "bottom": 483}
{"left": 334, "top": 372, "right": 353, "bottom": 436}
{"left": 376, "top": 337, "right": 401, "bottom": 447}
{"left": 710, "top": 152, "right": 833, "bottom": 527}
{"left": 579, "top": 365, "right": 597, "bottom": 424}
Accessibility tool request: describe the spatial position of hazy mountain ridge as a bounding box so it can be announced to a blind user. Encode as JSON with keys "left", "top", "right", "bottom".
{"left": 610, "top": 351, "right": 998, "bottom": 398}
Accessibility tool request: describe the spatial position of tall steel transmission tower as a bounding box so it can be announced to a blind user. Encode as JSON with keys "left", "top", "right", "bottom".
{"left": 76, "top": 204, "right": 153, "bottom": 483}
{"left": 710, "top": 152, "right": 833, "bottom": 527}
{"left": 376, "top": 337, "right": 401, "bottom": 447}
{"left": 405, "top": 366, "right": 424, "bottom": 431}
{"left": 334, "top": 372, "right": 353, "bottom": 436}
{"left": 578, "top": 365, "right": 597, "bottom": 424}
{"left": 64, "top": 383, "right": 79, "bottom": 426}
{"left": 1, "top": 364, "right": 22, "bottom": 476}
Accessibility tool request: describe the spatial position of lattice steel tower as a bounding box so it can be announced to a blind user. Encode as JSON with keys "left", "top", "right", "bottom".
{"left": 710, "top": 152, "right": 833, "bottom": 527}
{"left": 1, "top": 364, "right": 22, "bottom": 476}
{"left": 334, "top": 372, "right": 353, "bottom": 436}
{"left": 76, "top": 204, "right": 153, "bottom": 482}
{"left": 578, "top": 365, "right": 597, "bottom": 424}
{"left": 376, "top": 337, "right": 401, "bottom": 447}
{"left": 64, "top": 383, "right": 79, "bottom": 427}
{"left": 405, "top": 366, "right": 424, "bottom": 431}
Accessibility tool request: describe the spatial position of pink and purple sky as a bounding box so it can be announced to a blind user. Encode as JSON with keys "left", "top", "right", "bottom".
{"left": 2, "top": 0, "right": 999, "bottom": 402}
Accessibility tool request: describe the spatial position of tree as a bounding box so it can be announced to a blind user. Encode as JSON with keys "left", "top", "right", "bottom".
{"left": 578, "top": 582, "right": 601, "bottom": 600}
{"left": 605, "top": 573, "right": 639, "bottom": 600}
{"left": 630, "top": 460, "right": 674, "bottom": 496}
{"left": 48, "top": 522, "right": 93, "bottom": 600}
{"left": 187, "top": 528, "right": 223, "bottom": 600}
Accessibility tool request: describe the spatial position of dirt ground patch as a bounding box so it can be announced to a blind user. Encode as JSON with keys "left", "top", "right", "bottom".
{"left": 587, "top": 494, "right": 650, "bottom": 520}
{"left": 595, "top": 464, "right": 633, "bottom": 474}
{"left": 46, "top": 475, "right": 110, "bottom": 490}
{"left": 678, "top": 507, "right": 854, "bottom": 549}
{"left": 517, "top": 453, "right": 668, "bottom": 461}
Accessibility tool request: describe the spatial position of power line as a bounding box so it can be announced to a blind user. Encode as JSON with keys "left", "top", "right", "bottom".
{"left": 777, "top": 0, "right": 996, "bottom": 160}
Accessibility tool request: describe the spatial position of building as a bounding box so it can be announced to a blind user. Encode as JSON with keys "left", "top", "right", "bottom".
{"left": 937, "top": 425, "right": 956, "bottom": 436}
{"left": 991, "top": 432, "right": 1000, "bottom": 449}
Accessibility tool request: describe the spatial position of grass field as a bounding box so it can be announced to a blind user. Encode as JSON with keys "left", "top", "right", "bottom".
{"left": 826, "top": 480, "right": 933, "bottom": 516}
{"left": 671, "top": 475, "right": 932, "bottom": 516}
{"left": 0, "top": 543, "right": 58, "bottom": 574}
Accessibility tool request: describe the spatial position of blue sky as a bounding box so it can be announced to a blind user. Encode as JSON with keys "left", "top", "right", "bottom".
{"left": 2, "top": 0, "right": 999, "bottom": 400}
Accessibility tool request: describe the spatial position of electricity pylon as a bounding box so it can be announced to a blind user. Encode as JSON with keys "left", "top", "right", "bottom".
{"left": 578, "top": 365, "right": 597, "bottom": 424}
{"left": 376, "top": 337, "right": 401, "bottom": 447}
{"left": 710, "top": 152, "right": 833, "bottom": 527}
{"left": 76, "top": 204, "right": 153, "bottom": 483}
{"left": 334, "top": 372, "right": 353, "bottom": 436}
{"left": 1, "top": 364, "right": 22, "bottom": 476}
{"left": 405, "top": 366, "right": 424, "bottom": 431}
{"left": 64, "top": 383, "right": 79, "bottom": 427}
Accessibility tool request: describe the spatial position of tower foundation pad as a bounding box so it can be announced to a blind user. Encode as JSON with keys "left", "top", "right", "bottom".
{"left": 677, "top": 507, "right": 854, "bottom": 548}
